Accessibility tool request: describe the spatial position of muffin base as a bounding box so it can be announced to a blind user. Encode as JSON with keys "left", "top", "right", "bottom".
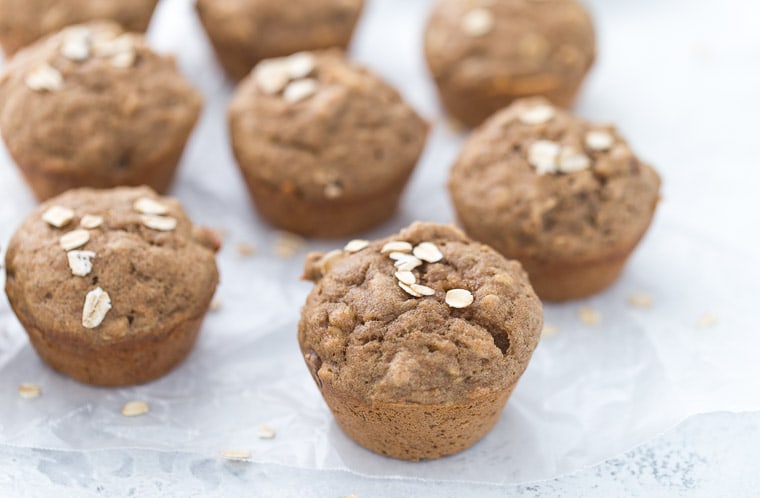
{"left": 16, "top": 312, "right": 206, "bottom": 387}
{"left": 320, "top": 382, "right": 513, "bottom": 461}
{"left": 435, "top": 73, "right": 585, "bottom": 128}
{"left": 242, "top": 173, "right": 412, "bottom": 239}
{"left": 10, "top": 142, "right": 186, "bottom": 202}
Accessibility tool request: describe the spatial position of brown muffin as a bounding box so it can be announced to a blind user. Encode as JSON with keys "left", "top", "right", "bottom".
{"left": 4, "top": 186, "right": 220, "bottom": 386}
{"left": 299, "top": 222, "right": 543, "bottom": 460}
{"left": 228, "top": 50, "right": 429, "bottom": 238}
{"left": 425, "top": 0, "right": 596, "bottom": 127}
{"left": 0, "top": 0, "right": 159, "bottom": 57}
{"left": 0, "top": 22, "right": 202, "bottom": 201}
{"left": 196, "top": 0, "right": 364, "bottom": 81}
{"left": 449, "top": 98, "right": 661, "bottom": 301}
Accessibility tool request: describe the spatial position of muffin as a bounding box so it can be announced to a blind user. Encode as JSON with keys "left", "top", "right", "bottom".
{"left": 0, "top": 22, "right": 202, "bottom": 201}
{"left": 424, "top": 0, "right": 596, "bottom": 127}
{"left": 299, "top": 222, "right": 543, "bottom": 460}
{"left": 4, "top": 186, "right": 220, "bottom": 386}
{"left": 449, "top": 98, "right": 661, "bottom": 301}
{"left": 0, "top": 0, "right": 159, "bottom": 57}
{"left": 196, "top": 0, "right": 365, "bottom": 80}
{"left": 229, "top": 50, "right": 428, "bottom": 238}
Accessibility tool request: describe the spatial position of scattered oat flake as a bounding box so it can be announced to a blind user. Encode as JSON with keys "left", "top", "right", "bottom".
{"left": 287, "top": 52, "right": 315, "bottom": 79}
{"left": 258, "top": 424, "right": 276, "bottom": 439}
{"left": 140, "top": 215, "right": 177, "bottom": 231}
{"left": 275, "top": 232, "right": 306, "bottom": 258}
{"left": 42, "top": 205, "right": 74, "bottom": 228}
{"left": 462, "top": 8, "right": 494, "bottom": 36}
{"left": 558, "top": 150, "right": 591, "bottom": 173}
{"left": 394, "top": 270, "right": 416, "bottom": 285}
{"left": 519, "top": 104, "right": 555, "bottom": 125}
{"left": 67, "top": 250, "right": 96, "bottom": 277}
{"left": 528, "top": 140, "right": 560, "bottom": 175}
{"left": 82, "top": 287, "right": 111, "bottom": 329}
{"left": 628, "top": 293, "right": 653, "bottom": 309}
{"left": 446, "top": 289, "right": 474, "bottom": 308}
{"left": 79, "top": 214, "right": 103, "bottom": 229}
{"left": 283, "top": 78, "right": 318, "bottom": 103}
{"left": 110, "top": 50, "right": 135, "bottom": 68}
{"left": 255, "top": 62, "right": 290, "bottom": 94}
{"left": 237, "top": 243, "right": 256, "bottom": 256}
{"left": 413, "top": 242, "right": 443, "bottom": 263}
{"left": 541, "top": 324, "right": 559, "bottom": 337}
{"left": 696, "top": 313, "right": 718, "bottom": 329}
{"left": 394, "top": 255, "right": 423, "bottom": 272}
{"left": 25, "top": 63, "right": 63, "bottom": 92}
{"left": 318, "top": 249, "right": 344, "bottom": 274}
{"left": 344, "top": 239, "right": 369, "bottom": 253}
{"left": 61, "top": 38, "right": 90, "bottom": 61}
{"left": 585, "top": 130, "right": 615, "bottom": 151}
{"left": 410, "top": 283, "right": 435, "bottom": 296}
{"left": 121, "top": 400, "right": 149, "bottom": 417}
{"left": 578, "top": 306, "right": 601, "bottom": 326}
{"left": 219, "top": 449, "right": 252, "bottom": 461}
{"left": 60, "top": 229, "right": 90, "bottom": 251}
{"left": 134, "top": 197, "right": 169, "bottom": 215}
{"left": 18, "top": 383, "right": 41, "bottom": 399}
{"left": 398, "top": 281, "right": 422, "bottom": 297}
{"left": 382, "top": 241, "right": 413, "bottom": 254}
{"left": 209, "top": 299, "right": 222, "bottom": 312}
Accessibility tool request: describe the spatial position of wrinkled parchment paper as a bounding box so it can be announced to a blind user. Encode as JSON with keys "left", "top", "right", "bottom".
{"left": 1, "top": 0, "right": 758, "bottom": 485}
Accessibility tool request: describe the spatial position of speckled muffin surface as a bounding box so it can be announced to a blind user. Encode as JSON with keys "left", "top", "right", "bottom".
{"left": 197, "top": 0, "right": 364, "bottom": 80}
{"left": 0, "top": 0, "right": 159, "bottom": 56}
{"left": 229, "top": 50, "right": 428, "bottom": 238}
{"left": 425, "top": 0, "right": 595, "bottom": 127}
{"left": 4, "top": 186, "right": 220, "bottom": 386}
{"left": 449, "top": 98, "right": 661, "bottom": 300}
{"left": 299, "top": 222, "right": 543, "bottom": 460}
{"left": 0, "top": 22, "right": 202, "bottom": 201}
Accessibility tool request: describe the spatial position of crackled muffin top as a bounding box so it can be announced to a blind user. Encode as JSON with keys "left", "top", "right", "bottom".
{"left": 425, "top": 0, "right": 595, "bottom": 89}
{"left": 298, "top": 222, "right": 543, "bottom": 405}
{"left": 0, "top": 0, "right": 159, "bottom": 56}
{"left": 228, "top": 49, "right": 428, "bottom": 203}
{"left": 0, "top": 22, "right": 201, "bottom": 184}
{"left": 449, "top": 98, "right": 662, "bottom": 261}
{"left": 5, "top": 187, "right": 220, "bottom": 343}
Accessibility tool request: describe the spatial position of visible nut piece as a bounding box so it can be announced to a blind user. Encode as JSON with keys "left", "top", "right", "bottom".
{"left": 445, "top": 288, "right": 474, "bottom": 308}
{"left": 258, "top": 424, "right": 276, "bottom": 439}
{"left": 219, "top": 449, "right": 252, "bottom": 461}
{"left": 82, "top": 287, "right": 112, "bottom": 329}
{"left": 381, "top": 241, "right": 413, "bottom": 254}
{"left": 79, "top": 214, "right": 104, "bottom": 229}
{"left": 18, "top": 383, "right": 42, "bottom": 399}
{"left": 528, "top": 140, "right": 560, "bottom": 175}
{"left": 344, "top": 239, "right": 369, "bottom": 253}
{"left": 67, "top": 250, "right": 96, "bottom": 277}
{"left": 25, "top": 63, "right": 63, "bottom": 92}
{"left": 134, "top": 197, "right": 169, "bottom": 215}
{"left": 413, "top": 242, "right": 443, "bottom": 263}
{"left": 586, "top": 130, "right": 615, "bottom": 151}
{"left": 462, "top": 8, "right": 494, "bottom": 37}
{"left": 60, "top": 229, "right": 90, "bottom": 251}
{"left": 121, "top": 400, "right": 149, "bottom": 417}
{"left": 394, "top": 271, "right": 416, "bottom": 285}
{"left": 140, "top": 215, "right": 177, "bottom": 231}
{"left": 42, "top": 205, "right": 75, "bottom": 228}
{"left": 519, "top": 104, "right": 555, "bottom": 125}
{"left": 283, "top": 78, "right": 318, "bottom": 103}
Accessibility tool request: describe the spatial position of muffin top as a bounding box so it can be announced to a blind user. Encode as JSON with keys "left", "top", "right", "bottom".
{"left": 4, "top": 186, "right": 220, "bottom": 344}
{"left": 196, "top": 0, "right": 364, "bottom": 69}
{"left": 299, "top": 222, "right": 543, "bottom": 405}
{"left": 449, "top": 98, "right": 662, "bottom": 260}
{"left": 0, "top": 22, "right": 202, "bottom": 184}
{"left": 228, "top": 50, "right": 428, "bottom": 203}
{"left": 0, "top": 0, "right": 159, "bottom": 56}
{"left": 425, "top": 0, "right": 595, "bottom": 88}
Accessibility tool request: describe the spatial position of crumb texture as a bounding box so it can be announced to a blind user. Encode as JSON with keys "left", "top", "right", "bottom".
{"left": 299, "top": 222, "right": 543, "bottom": 405}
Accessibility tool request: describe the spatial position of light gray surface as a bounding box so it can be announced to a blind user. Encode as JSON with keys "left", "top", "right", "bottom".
{"left": 1, "top": 0, "right": 758, "bottom": 495}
